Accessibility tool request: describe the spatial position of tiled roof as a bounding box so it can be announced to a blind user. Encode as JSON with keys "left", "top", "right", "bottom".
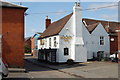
{"left": 1, "top": 1, "right": 27, "bottom": 9}
{"left": 39, "top": 13, "right": 119, "bottom": 39}
{"left": 85, "top": 23, "right": 99, "bottom": 33}
{"left": 40, "top": 13, "right": 73, "bottom": 38}
{"left": 83, "top": 18, "right": 120, "bottom": 34}
{"left": 25, "top": 37, "right": 31, "bottom": 42}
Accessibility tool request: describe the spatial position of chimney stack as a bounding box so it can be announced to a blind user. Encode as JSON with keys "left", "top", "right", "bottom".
{"left": 105, "top": 21, "right": 110, "bottom": 32}
{"left": 45, "top": 16, "right": 51, "bottom": 29}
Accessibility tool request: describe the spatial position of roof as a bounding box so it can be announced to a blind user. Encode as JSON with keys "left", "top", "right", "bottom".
{"left": 1, "top": 1, "right": 28, "bottom": 9}
{"left": 32, "top": 32, "right": 42, "bottom": 39}
{"left": 25, "top": 37, "right": 31, "bottom": 42}
{"left": 83, "top": 18, "right": 120, "bottom": 34}
{"left": 39, "top": 13, "right": 120, "bottom": 39}
{"left": 40, "top": 13, "right": 73, "bottom": 38}
{"left": 85, "top": 23, "right": 99, "bottom": 33}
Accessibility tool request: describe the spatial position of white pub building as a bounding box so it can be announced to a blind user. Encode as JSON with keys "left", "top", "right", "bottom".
{"left": 38, "top": 2, "right": 110, "bottom": 63}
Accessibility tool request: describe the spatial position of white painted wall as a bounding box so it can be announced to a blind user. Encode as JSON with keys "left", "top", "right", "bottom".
{"left": 38, "top": 35, "right": 59, "bottom": 49}
{"left": 58, "top": 3, "right": 87, "bottom": 62}
{"left": 91, "top": 23, "right": 110, "bottom": 58}
{"left": 59, "top": 14, "right": 74, "bottom": 62}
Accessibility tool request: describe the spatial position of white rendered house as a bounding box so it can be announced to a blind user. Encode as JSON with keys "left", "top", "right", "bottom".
{"left": 38, "top": 2, "right": 111, "bottom": 63}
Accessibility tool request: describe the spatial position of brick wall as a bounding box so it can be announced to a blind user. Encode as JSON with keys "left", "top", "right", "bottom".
{"left": 2, "top": 7, "right": 27, "bottom": 67}
{"left": 25, "top": 38, "right": 31, "bottom": 53}
{"left": 31, "top": 38, "right": 35, "bottom": 56}
{"left": 110, "top": 36, "right": 118, "bottom": 55}
{"left": 118, "top": 31, "right": 120, "bottom": 63}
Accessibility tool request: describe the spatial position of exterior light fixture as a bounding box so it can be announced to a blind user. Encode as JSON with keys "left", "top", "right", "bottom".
{"left": 115, "top": 30, "right": 120, "bottom": 32}
{"left": 110, "top": 38, "right": 114, "bottom": 41}
{"left": 66, "top": 28, "right": 68, "bottom": 30}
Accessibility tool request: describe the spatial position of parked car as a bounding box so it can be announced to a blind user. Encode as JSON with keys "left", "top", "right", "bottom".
{"left": 109, "top": 51, "right": 118, "bottom": 62}
{"left": 0, "top": 58, "right": 8, "bottom": 79}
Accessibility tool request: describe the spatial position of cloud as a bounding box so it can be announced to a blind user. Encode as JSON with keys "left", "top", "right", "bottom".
{"left": 88, "top": 3, "right": 118, "bottom": 11}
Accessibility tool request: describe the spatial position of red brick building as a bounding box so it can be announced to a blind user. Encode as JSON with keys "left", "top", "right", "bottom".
{"left": 117, "top": 27, "right": 120, "bottom": 63}
{"left": 1, "top": 1, "right": 27, "bottom": 67}
{"left": 31, "top": 32, "right": 41, "bottom": 56}
{"left": 25, "top": 37, "right": 31, "bottom": 53}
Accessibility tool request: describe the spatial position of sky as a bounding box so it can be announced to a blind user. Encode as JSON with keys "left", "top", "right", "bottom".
{"left": 12, "top": 2, "right": 118, "bottom": 38}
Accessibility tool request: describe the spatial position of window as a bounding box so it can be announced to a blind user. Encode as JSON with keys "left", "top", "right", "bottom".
{"left": 49, "top": 38, "right": 51, "bottom": 47}
{"left": 100, "top": 36, "right": 104, "bottom": 45}
{"left": 64, "top": 48, "right": 69, "bottom": 55}
{"left": 54, "top": 37, "right": 57, "bottom": 47}
{"left": 45, "top": 39, "right": 47, "bottom": 47}
{"left": 97, "top": 51, "right": 104, "bottom": 61}
{"left": 40, "top": 39, "right": 44, "bottom": 45}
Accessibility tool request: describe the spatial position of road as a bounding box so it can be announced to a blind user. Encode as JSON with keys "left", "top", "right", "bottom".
{"left": 4, "top": 60, "right": 78, "bottom": 79}
{"left": 3, "top": 55, "right": 118, "bottom": 79}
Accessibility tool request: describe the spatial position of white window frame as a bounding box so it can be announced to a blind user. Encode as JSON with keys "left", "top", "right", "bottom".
{"left": 49, "top": 38, "right": 51, "bottom": 48}
{"left": 54, "top": 37, "right": 57, "bottom": 47}
{"left": 100, "top": 36, "right": 104, "bottom": 45}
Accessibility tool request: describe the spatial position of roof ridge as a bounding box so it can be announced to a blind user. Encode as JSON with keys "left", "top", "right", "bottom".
{"left": 83, "top": 18, "right": 120, "bottom": 23}
{"left": 40, "top": 13, "right": 73, "bottom": 38}
{"left": 49, "top": 13, "right": 73, "bottom": 26}
{"left": 1, "top": 1, "right": 28, "bottom": 9}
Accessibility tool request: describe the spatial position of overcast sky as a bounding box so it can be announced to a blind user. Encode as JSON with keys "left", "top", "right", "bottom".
{"left": 4, "top": 1, "right": 119, "bottom": 37}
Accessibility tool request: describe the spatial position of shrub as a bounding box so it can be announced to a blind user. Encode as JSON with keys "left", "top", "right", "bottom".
{"left": 67, "top": 59, "right": 74, "bottom": 65}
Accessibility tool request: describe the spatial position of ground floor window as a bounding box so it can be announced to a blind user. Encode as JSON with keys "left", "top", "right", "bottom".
{"left": 38, "top": 49, "right": 57, "bottom": 62}
{"left": 64, "top": 48, "right": 69, "bottom": 55}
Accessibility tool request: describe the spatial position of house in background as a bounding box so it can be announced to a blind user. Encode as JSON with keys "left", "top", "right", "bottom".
{"left": 37, "top": 2, "right": 117, "bottom": 63}
{"left": 1, "top": 1, "right": 27, "bottom": 67}
{"left": 83, "top": 18, "right": 119, "bottom": 55}
{"left": 31, "top": 32, "right": 41, "bottom": 56}
{"left": 24, "top": 37, "right": 31, "bottom": 53}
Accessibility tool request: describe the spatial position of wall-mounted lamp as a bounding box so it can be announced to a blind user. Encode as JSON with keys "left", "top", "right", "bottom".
{"left": 110, "top": 38, "right": 114, "bottom": 41}
{"left": 66, "top": 28, "right": 68, "bottom": 30}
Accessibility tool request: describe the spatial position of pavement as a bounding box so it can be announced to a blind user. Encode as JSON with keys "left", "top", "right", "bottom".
{"left": 24, "top": 55, "right": 118, "bottom": 78}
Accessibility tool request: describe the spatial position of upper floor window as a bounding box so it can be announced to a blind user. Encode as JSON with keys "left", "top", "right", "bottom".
{"left": 40, "top": 39, "right": 44, "bottom": 45}
{"left": 100, "top": 36, "right": 104, "bottom": 45}
{"left": 54, "top": 37, "right": 57, "bottom": 47}
{"left": 44, "top": 39, "right": 47, "bottom": 47}
{"left": 49, "top": 38, "right": 51, "bottom": 47}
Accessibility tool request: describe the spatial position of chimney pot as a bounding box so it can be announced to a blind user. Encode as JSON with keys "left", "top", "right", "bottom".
{"left": 46, "top": 16, "right": 48, "bottom": 19}
{"left": 74, "top": 2, "right": 77, "bottom": 6}
{"left": 78, "top": 2, "right": 80, "bottom": 7}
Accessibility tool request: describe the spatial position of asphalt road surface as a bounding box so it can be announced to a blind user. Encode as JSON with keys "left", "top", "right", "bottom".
{"left": 4, "top": 60, "right": 78, "bottom": 80}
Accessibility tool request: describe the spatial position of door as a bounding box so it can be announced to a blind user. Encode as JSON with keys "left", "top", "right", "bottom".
{"left": 97, "top": 51, "right": 104, "bottom": 61}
